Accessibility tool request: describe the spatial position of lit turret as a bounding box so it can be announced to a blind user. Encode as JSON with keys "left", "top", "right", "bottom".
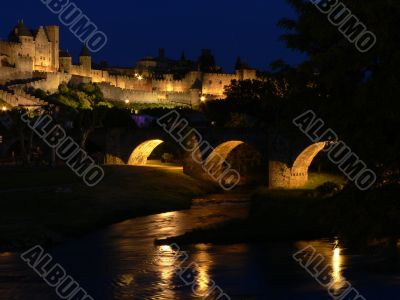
{"left": 79, "top": 45, "right": 92, "bottom": 72}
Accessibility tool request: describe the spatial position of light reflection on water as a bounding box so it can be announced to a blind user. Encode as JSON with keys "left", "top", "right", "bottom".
{"left": 331, "top": 247, "right": 345, "bottom": 292}
{"left": 1, "top": 195, "right": 400, "bottom": 299}
{"left": 193, "top": 249, "right": 212, "bottom": 296}
{"left": 154, "top": 245, "right": 178, "bottom": 300}
{"left": 294, "top": 240, "right": 348, "bottom": 297}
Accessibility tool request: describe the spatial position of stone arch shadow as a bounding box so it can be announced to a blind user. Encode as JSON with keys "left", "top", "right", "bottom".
{"left": 186, "top": 139, "right": 266, "bottom": 185}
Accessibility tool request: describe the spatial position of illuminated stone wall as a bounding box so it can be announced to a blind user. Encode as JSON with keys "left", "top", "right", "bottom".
{"left": 269, "top": 142, "right": 327, "bottom": 189}
{"left": 268, "top": 161, "right": 292, "bottom": 188}
{"left": 0, "top": 25, "right": 59, "bottom": 72}
{"left": 127, "top": 140, "right": 164, "bottom": 165}
{"left": 1, "top": 22, "right": 261, "bottom": 105}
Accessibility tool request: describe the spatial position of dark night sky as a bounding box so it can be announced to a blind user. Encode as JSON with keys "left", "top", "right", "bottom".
{"left": 1, "top": 0, "right": 306, "bottom": 72}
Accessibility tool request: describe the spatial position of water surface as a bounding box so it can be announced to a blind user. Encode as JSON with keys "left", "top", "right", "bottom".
{"left": 1, "top": 194, "right": 399, "bottom": 299}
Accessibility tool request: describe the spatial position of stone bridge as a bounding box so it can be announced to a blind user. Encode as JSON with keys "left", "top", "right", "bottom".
{"left": 88, "top": 127, "right": 327, "bottom": 189}
{"left": 0, "top": 124, "right": 327, "bottom": 189}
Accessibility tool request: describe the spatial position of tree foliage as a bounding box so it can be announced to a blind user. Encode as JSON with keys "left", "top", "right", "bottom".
{"left": 49, "top": 83, "right": 112, "bottom": 149}
{"left": 279, "top": 0, "right": 400, "bottom": 184}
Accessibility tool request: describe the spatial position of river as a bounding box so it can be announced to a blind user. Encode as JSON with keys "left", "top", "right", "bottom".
{"left": 0, "top": 193, "right": 399, "bottom": 299}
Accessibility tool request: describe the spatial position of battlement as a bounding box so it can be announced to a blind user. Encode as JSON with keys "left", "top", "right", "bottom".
{"left": 204, "top": 72, "right": 237, "bottom": 77}
{"left": 0, "top": 88, "right": 46, "bottom": 108}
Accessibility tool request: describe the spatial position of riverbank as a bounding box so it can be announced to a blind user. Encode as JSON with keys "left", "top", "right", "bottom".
{"left": 0, "top": 165, "right": 215, "bottom": 252}
{"left": 156, "top": 180, "right": 400, "bottom": 251}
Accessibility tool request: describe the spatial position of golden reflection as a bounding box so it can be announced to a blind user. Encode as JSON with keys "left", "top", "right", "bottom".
{"left": 159, "top": 245, "right": 173, "bottom": 252}
{"left": 159, "top": 211, "right": 176, "bottom": 219}
{"left": 193, "top": 250, "right": 212, "bottom": 296}
{"left": 154, "top": 211, "right": 181, "bottom": 236}
{"left": 154, "top": 245, "right": 178, "bottom": 299}
{"left": 331, "top": 246, "right": 346, "bottom": 291}
{"left": 294, "top": 240, "right": 347, "bottom": 293}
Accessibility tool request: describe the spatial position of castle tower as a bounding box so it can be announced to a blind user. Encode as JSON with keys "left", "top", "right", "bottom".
{"left": 79, "top": 45, "right": 92, "bottom": 74}
{"left": 45, "top": 25, "right": 60, "bottom": 71}
{"left": 8, "top": 21, "right": 34, "bottom": 70}
{"left": 59, "top": 50, "right": 72, "bottom": 73}
{"left": 9, "top": 20, "right": 33, "bottom": 43}
{"left": 235, "top": 57, "right": 257, "bottom": 81}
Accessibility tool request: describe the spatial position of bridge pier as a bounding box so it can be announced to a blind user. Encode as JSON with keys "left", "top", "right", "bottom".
{"left": 268, "top": 161, "right": 310, "bottom": 189}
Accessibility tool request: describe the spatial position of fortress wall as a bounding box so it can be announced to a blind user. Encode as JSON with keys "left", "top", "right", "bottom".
{"left": 0, "top": 67, "right": 32, "bottom": 84}
{"left": 242, "top": 70, "right": 258, "bottom": 80}
{"left": 0, "top": 41, "right": 17, "bottom": 61}
{"left": 98, "top": 83, "right": 193, "bottom": 106}
{"left": 0, "top": 90, "right": 18, "bottom": 106}
{"left": 16, "top": 55, "right": 34, "bottom": 72}
{"left": 202, "top": 73, "right": 237, "bottom": 96}
{"left": 0, "top": 89, "right": 45, "bottom": 107}
{"left": 152, "top": 76, "right": 192, "bottom": 93}
{"left": 28, "top": 72, "right": 72, "bottom": 92}
{"left": 90, "top": 69, "right": 109, "bottom": 83}
{"left": 107, "top": 74, "right": 152, "bottom": 92}
{"left": 15, "top": 40, "right": 35, "bottom": 62}
{"left": 69, "top": 65, "right": 90, "bottom": 78}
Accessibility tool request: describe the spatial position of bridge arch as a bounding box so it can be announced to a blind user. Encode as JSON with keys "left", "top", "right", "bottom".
{"left": 290, "top": 142, "right": 327, "bottom": 187}
{"left": 204, "top": 140, "right": 244, "bottom": 165}
{"left": 202, "top": 140, "right": 265, "bottom": 185}
{"left": 128, "top": 139, "right": 164, "bottom": 165}
{"left": 269, "top": 142, "right": 327, "bottom": 188}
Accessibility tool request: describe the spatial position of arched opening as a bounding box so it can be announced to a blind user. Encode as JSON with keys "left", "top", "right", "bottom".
{"left": 204, "top": 141, "right": 244, "bottom": 175}
{"left": 128, "top": 139, "right": 164, "bottom": 165}
{"left": 290, "top": 142, "right": 327, "bottom": 187}
{"left": 204, "top": 140, "right": 264, "bottom": 185}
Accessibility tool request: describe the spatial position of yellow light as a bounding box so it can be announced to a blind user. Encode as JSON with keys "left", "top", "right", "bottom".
{"left": 138, "top": 75, "right": 143, "bottom": 81}
{"left": 125, "top": 100, "right": 130, "bottom": 104}
{"left": 331, "top": 246, "right": 345, "bottom": 292}
{"left": 159, "top": 245, "right": 173, "bottom": 252}
{"left": 200, "top": 96, "right": 206, "bottom": 102}
{"left": 1, "top": 106, "right": 7, "bottom": 111}
{"left": 128, "top": 139, "right": 164, "bottom": 165}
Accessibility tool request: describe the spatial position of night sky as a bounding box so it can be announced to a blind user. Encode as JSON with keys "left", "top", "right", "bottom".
{"left": 1, "top": 0, "right": 306, "bottom": 72}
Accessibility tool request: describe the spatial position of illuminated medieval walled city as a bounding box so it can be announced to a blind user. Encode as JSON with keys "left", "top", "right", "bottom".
{"left": 0, "top": 21, "right": 258, "bottom": 109}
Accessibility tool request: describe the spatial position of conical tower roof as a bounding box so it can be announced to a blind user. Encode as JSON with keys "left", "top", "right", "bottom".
{"left": 8, "top": 20, "right": 32, "bottom": 41}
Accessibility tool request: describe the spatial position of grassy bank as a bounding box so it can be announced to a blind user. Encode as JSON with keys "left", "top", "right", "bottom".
{"left": 0, "top": 165, "right": 214, "bottom": 251}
